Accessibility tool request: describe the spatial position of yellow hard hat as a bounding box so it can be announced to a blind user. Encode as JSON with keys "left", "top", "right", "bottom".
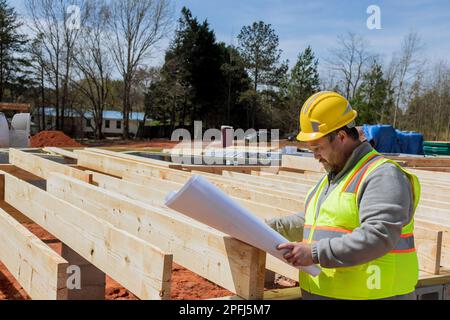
{"left": 297, "top": 91, "right": 358, "bottom": 142}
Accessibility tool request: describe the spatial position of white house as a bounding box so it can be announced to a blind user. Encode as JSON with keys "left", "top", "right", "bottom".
{"left": 34, "top": 107, "right": 146, "bottom": 137}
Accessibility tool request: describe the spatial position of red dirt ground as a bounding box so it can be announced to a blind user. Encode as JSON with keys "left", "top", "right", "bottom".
{"left": 0, "top": 222, "right": 233, "bottom": 300}
{"left": 30, "top": 131, "right": 82, "bottom": 148}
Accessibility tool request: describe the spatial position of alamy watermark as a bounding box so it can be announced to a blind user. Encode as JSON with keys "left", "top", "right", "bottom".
{"left": 366, "top": 265, "right": 381, "bottom": 290}
{"left": 367, "top": 5, "right": 382, "bottom": 30}
{"left": 66, "top": 265, "right": 81, "bottom": 290}
{"left": 169, "top": 121, "right": 280, "bottom": 166}
{"left": 66, "top": 5, "right": 81, "bottom": 31}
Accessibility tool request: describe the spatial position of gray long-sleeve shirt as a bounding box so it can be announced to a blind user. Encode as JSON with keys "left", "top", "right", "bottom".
{"left": 268, "top": 141, "right": 415, "bottom": 269}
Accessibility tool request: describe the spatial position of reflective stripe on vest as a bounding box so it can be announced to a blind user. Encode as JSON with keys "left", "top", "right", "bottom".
{"left": 304, "top": 176, "right": 326, "bottom": 212}
{"left": 303, "top": 225, "right": 416, "bottom": 253}
{"left": 342, "top": 153, "right": 383, "bottom": 193}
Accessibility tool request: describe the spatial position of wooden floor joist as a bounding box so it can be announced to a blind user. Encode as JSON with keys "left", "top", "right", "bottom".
{"left": 85, "top": 170, "right": 298, "bottom": 279}
{"left": 9, "top": 148, "right": 91, "bottom": 183}
{"left": 415, "top": 226, "right": 443, "bottom": 275}
{"left": 76, "top": 150, "right": 306, "bottom": 211}
{"left": 282, "top": 155, "right": 325, "bottom": 173}
{"left": 78, "top": 149, "right": 450, "bottom": 223}
{"left": 72, "top": 149, "right": 450, "bottom": 283}
{"left": 3, "top": 171, "right": 173, "bottom": 300}
{"left": 43, "top": 147, "right": 79, "bottom": 160}
{"left": 90, "top": 170, "right": 292, "bottom": 220}
{"left": 0, "top": 201, "right": 68, "bottom": 300}
{"left": 47, "top": 172, "right": 266, "bottom": 300}
{"left": 222, "top": 170, "right": 312, "bottom": 193}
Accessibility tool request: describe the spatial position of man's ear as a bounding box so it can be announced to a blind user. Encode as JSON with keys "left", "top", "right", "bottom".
{"left": 337, "top": 129, "right": 347, "bottom": 142}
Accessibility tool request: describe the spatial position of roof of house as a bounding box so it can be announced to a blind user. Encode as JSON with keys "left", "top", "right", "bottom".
{"left": 40, "top": 108, "right": 146, "bottom": 121}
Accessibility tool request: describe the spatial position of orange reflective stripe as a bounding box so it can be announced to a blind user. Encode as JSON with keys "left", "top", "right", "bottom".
{"left": 401, "top": 233, "right": 414, "bottom": 238}
{"left": 353, "top": 158, "right": 384, "bottom": 194}
{"left": 342, "top": 153, "right": 378, "bottom": 191}
{"left": 313, "top": 225, "right": 352, "bottom": 233}
{"left": 304, "top": 176, "right": 326, "bottom": 212}
{"left": 390, "top": 248, "right": 416, "bottom": 254}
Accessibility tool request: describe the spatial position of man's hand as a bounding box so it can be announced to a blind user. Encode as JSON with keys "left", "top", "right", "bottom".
{"left": 277, "top": 242, "right": 314, "bottom": 267}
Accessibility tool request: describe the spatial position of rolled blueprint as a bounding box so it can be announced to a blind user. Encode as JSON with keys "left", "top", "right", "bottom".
{"left": 165, "top": 175, "right": 321, "bottom": 277}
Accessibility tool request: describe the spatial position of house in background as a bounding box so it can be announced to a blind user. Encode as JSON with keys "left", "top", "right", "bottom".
{"left": 32, "top": 107, "right": 146, "bottom": 138}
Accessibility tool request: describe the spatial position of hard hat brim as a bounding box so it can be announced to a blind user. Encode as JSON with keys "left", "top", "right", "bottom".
{"left": 296, "top": 131, "right": 326, "bottom": 142}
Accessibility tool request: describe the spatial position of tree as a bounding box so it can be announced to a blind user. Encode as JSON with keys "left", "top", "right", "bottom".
{"left": 109, "top": 0, "right": 173, "bottom": 139}
{"left": 352, "top": 61, "right": 389, "bottom": 124}
{"left": 327, "top": 32, "right": 374, "bottom": 100}
{"left": 71, "top": 0, "right": 112, "bottom": 139}
{"left": 147, "top": 7, "right": 250, "bottom": 134}
{"left": 283, "top": 46, "right": 320, "bottom": 132}
{"left": 0, "top": 0, "right": 31, "bottom": 102}
{"left": 391, "top": 31, "right": 423, "bottom": 127}
{"left": 25, "top": 0, "right": 86, "bottom": 130}
{"left": 237, "top": 21, "right": 287, "bottom": 128}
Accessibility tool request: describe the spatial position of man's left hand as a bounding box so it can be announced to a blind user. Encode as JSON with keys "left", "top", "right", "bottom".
{"left": 277, "top": 242, "right": 314, "bottom": 267}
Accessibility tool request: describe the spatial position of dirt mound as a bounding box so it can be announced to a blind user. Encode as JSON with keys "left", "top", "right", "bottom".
{"left": 30, "top": 131, "right": 81, "bottom": 148}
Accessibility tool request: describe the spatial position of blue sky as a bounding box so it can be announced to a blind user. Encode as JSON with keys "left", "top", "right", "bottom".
{"left": 11, "top": 0, "right": 450, "bottom": 71}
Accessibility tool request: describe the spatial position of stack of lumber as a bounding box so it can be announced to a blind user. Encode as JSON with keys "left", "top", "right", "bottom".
{"left": 43, "top": 148, "right": 450, "bottom": 281}
{"left": 1, "top": 147, "right": 449, "bottom": 300}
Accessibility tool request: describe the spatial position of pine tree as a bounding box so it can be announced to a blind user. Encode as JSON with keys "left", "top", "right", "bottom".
{"left": 282, "top": 46, "right": 320, "bottom": 132}
{"left": 0, "top": 0, "right": 31, "bottom": 101}
{"left": 352, "top": 61, "right": 389, "bottom": 125}
{"left": 237, "top": 21, "right": 286, "bottom": 128}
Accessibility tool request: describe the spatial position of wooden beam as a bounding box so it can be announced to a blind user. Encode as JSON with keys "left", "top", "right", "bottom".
{"left": 9, "top": 148, "right": 92, "bottom": 183}
{"left": 84, "top": 148, "right": 171, "bottom": 167}
{"left": 0, "top": 204, "right": 68, "bottom": 299}
{"left": 75, "top": 149, "right": 187, "bottom": 183}
{"left": 415, "top": 226, "right": 443, "bottom": 275}
{"left": 388, "top": 156, "right": 450, "bottom": 168}
{"left": 0, "top": 102, "right": 30, "bottom": 112}
{"left": 90, "top": 170, "right": 293, "bottom": 220}
{"left": 178, "top": 165, "right": 274, "bottom": 175}
{"left": 43, "top": 147, "right": 78, "bottom": 160}
{"left": 3, "top": 172, "right": 173, "bottom": 300}
{"left": 222, "top": 170, "right": 312, "bottom": 192}
{"left": 117, "top": 159, "right": 450, "bottom": 222}
{"left": 87, "top": 170, "right": 300, "bottom": 281}
{"left": 47, "top": 172, "right": 266, "bottom": 300}
{"left": 282, "top": 155, "right": 325, "bottom": 173}
{"left": 251, "top": 170, "right": 316, "bottom": 185}
{"left": 125, "top": 170, "right": 305, "bottom": 212}
{"left": 76, "top": 150, "right": 306, "bottom": 212}
{"left": 211, "top": 287, "right": 302, "bottom": 300}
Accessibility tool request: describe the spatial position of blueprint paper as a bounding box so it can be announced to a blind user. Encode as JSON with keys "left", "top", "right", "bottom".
{"left": 165, "top": 175, "right": 320, "bottom": 276}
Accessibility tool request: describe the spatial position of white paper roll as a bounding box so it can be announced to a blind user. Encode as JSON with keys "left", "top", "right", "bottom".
{"left": 0, "top": 113, "right": 10, "bottom": 147}
{"left": 11, "top": 113, "right": 30, "bottom": 131}
{"left": 9, "top": 113, "right": 30, "bottom": 148}
{"left": 165, "top": 175, "right": 321, "bottom": 277}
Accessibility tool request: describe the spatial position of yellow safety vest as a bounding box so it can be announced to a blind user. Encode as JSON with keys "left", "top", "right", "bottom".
{"left": 299, "top": 149, "right": 420, "bottom": 299}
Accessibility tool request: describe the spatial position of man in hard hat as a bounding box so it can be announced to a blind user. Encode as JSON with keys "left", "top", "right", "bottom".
{"left": 267, "top": 91, "right": 420, "bottom": 300}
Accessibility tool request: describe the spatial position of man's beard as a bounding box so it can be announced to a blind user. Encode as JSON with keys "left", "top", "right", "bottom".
{"left": 321, "top": 160, "right": 338, "bottom": 174}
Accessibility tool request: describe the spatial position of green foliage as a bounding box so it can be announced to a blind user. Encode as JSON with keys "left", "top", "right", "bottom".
{"left": 351, "top": 61, "right": 391, "bottom": 125}
{"left": 237, "top": 21, "right": 288, "bottom": 128}
{"left": 280, "top": 46, "right": 320, "bottom": 132}
{"left": 0, "top": 0, "right": 31, "bottom": 101}
{"left": 145, "top": 7, "right": 251, "bottom": 133}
